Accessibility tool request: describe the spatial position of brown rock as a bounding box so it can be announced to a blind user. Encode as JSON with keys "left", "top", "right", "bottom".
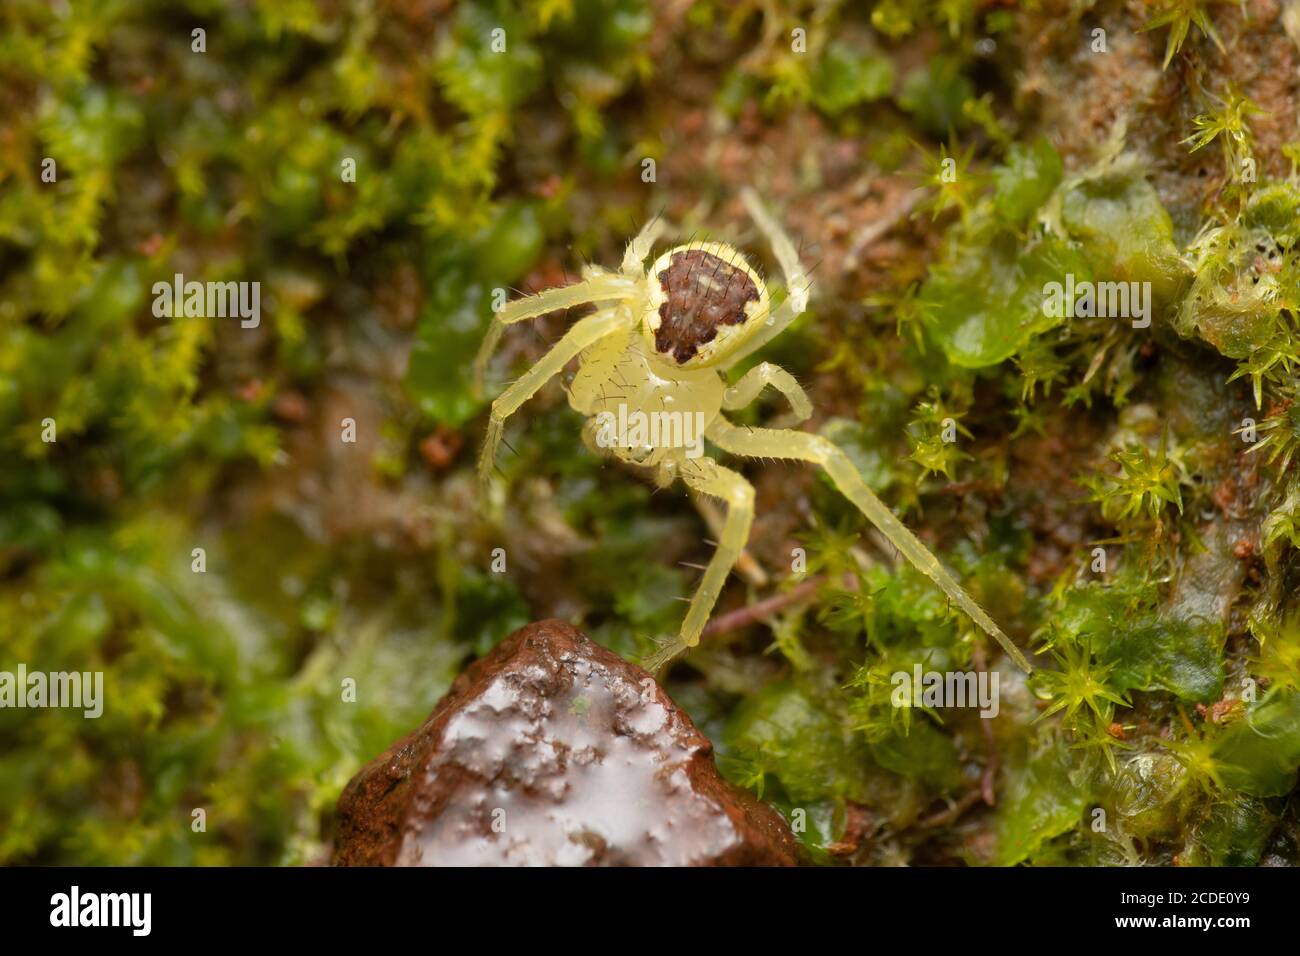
{"left": 332, "top": 620, "right": 799, "bottom": 866}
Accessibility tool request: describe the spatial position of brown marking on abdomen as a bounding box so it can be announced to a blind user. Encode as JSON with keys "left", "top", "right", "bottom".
{"left": 654, "top": 250, "right": 759, "bottom": 363}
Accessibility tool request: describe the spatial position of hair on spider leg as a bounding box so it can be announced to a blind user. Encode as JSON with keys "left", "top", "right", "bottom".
{"left": 558, "top": 258, "right": 582, "bottom": 291}
{"left": 499, "top": 370, "right": 536, "bottom": 390}
{"left": 575, "top": 245, "right": 602, "bottom": 279}
{"left": 625, "top": 204, "right": 667, "bottom": 243}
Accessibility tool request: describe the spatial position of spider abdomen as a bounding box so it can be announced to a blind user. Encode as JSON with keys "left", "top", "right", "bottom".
{"left": 652, "top": 249, "right": 760, "bottom": 363}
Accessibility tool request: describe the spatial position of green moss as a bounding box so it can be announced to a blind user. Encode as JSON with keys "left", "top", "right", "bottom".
{"left": 727, "top": 681, "right": 870, "bottom": 804}
{"left": 995, "top": 737, "right": 1088, "bottom": 866}
{"left": 899, "top": 56, "right": 974, "bottom": 136}
{"left": 1213, "top": 690, "right": 1300, "bottom": 797}
{"left": 723, "top": 680, "right": 876, "bottom": 855}
{"left": 435, "top": 5, "right": 544, "bottom": 114}
{"left": 993, "top": 138, "right": 1063, "bottom": 227}
{"left": 1105, "top": 751, "right": 1193, "bottom": 841}
{"left": 1182, "top": 797, "right": 1278, "bottom": 866}
{"left": 870, "top": 719, "right": 963, "bottom": 792}
{"left": 1175, "top": 183, "right": 1300, "bottom": 406}
{"left": 1141, "top": 0, "right": 1228, "bottom": 69}
{"left": 1058, "top": 172, "right": 1188, "bottom": 302}
{"left": 408, "top": 202, "right": 545, "bottom": 426}
{"left": 811, "top": 42, "right": 894, "bottom": 116}
{"left": 920, "top": 229, "right": 1086, "bottom": 367}
{"left": 1041, "top": 568, "right": 1224, "bottom": 703}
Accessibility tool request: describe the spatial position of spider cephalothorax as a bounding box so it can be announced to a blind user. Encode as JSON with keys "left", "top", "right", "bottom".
{"left": 473, "top": 191, "right": 1032, "bottom": 675}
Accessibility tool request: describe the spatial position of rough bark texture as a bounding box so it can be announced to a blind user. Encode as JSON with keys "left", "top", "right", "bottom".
{"left": 333, "top": 619, "right": 800, "bottom": 866}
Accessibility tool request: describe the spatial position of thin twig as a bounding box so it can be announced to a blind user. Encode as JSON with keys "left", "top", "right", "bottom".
{"left": 701, "top": 576, "right": 823, "bottom": 638}
{"left": 843, "top": 186, "right": 923, "bottom": 272}
{"left": 918, "top": 788, "right": 984, "bottom": 829}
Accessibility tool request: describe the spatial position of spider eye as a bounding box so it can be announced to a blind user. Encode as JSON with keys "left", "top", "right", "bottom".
{"left": 651, "top": 248, "right": 761, "bottom": 364}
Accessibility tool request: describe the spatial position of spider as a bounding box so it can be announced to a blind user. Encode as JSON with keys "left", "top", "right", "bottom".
{"left": 474, "top": 189, "right": 1032, "bottom": 675}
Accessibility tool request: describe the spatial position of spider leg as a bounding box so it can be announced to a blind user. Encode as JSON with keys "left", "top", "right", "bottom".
{"left": 728, "top": 189, "right": 812, "bottom": 366}
{"left": 722, "top": 360, "right": 812, "bottom": 423}
{"left": 473, "top": 272, "right": 637, "bottom": 398}
{"left": 477, "top": 307, "right": 634, "bottom": 494}
{"left": 643, "top": 457, "right": 755, "bottom": 674}
{"left": 707, "top": 418, "right": 1034, "bottom": 673}
{"left": 621, "top": 216, "right": 667, "bottom": 275}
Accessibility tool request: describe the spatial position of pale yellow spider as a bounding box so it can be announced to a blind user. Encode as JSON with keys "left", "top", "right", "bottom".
{"left": 474, "top": 190, "right": 1032, "bottom": 675}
